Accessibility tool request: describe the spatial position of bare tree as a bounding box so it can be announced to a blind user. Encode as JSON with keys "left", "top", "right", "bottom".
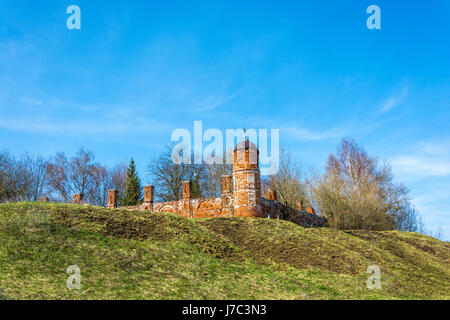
{"left": 395, "top": 202, "right": 425, "bottom": 233}
{"left": 427, "top": 226, "right": 444, "bottom": 240}
{"left": 46, "top": 149, "right": 129, "bottom": 206}
{"left": 70, "top": 149, "right": 97, "bottom": 196}
{"left": 46, "top": 149, "right": 98, "bottom": 202}
{"left": 147, "top": 144, "right": 200, "bottom": 201}
{"left": 110, "top": 161, "right": 127, "bottom": 202}
{"left": 22, "top": 153, "right": 49, "bottom": 201}
{"left": 0, "top": 151, "right": 30, "bottom": 202}
{"left": 0, "top": 152, "right": 15, "bottom": 201}
{"left": 268, "top": 148, "right": 310, "bottom": 209}
{"left": 310, "top": 138, "right": 412, "bottom": 230}
{"left": 87, "top": 164, "right": 110, "bottom": 206}
{"left": 46, "top": 153, "right": 72, "bottom": 202}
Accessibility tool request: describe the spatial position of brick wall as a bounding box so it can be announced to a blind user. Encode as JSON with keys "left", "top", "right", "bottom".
{"left": 117, "top": 139, "right": 326, "bottom": 228}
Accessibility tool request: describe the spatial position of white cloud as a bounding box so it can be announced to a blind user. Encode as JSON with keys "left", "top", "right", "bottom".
{"left": 390, "top": 140, "right": 450, "bottom": 241}
{"left": 390, "top": 140, "right": 450, "bottom": 180}
{"left": 391, "top": 156, "right": 450, "bottom": 179}
{"left": 409, "top": 185, "right": 450, "bottom": 241}
{"left": 283, "top": 126, "right": 345, "bottom": 142}
{"left": 419, "top": 141, "right": 450, "bottom": 157}
{"left": 192, "top": 94, "right": 236, "bottom": 112}
{"left": 378, "top": 87, "right": 408, "bottom": 114}
{"left": 0, "top": 115, "right": 171, "bottom": 137}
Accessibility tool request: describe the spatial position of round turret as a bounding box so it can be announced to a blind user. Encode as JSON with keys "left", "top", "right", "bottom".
{"left": 233, "top": 138, "right": 259, "bottom": 172}
{"left": 232, "top": 138, "right": 262, "bottom": 217}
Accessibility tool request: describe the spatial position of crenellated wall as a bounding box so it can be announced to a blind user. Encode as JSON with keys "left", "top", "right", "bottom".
{"left": 103, "top": 138, "right": 327, "bottom": 228}
{"left": 112, "top": 189, "right": 326, "bottom": 227}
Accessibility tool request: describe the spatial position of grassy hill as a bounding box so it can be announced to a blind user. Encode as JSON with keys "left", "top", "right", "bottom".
{"left": 0, "top": 202, "right": 448, "bottom": 300}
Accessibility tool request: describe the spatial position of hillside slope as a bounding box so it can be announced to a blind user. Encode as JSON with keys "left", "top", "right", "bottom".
{"left": 0, "top": 202, "right": 448, "bottom": 300}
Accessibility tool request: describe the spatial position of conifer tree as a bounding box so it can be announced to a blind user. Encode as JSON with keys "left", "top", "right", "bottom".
{"left": 122, "top": 158, "right": 142, "bottom": 206}
{"left": 191, "top": 169, "right": 202, "bottom": 199}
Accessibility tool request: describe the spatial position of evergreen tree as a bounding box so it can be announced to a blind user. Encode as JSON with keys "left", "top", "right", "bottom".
{"left": 122, "top": 158, "right": 142, "bottom": 206}
{"left": 191, "top": 169, "right": 202, "bottom": 199}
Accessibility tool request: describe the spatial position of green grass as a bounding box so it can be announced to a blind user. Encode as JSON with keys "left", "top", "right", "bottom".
{"left": 0, "top": 202, "right": 448, "bottom": 300}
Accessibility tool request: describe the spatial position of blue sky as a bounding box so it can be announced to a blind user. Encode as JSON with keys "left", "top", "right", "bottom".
{"left": 0, "top": 1, "right": 449, "bottom": 239}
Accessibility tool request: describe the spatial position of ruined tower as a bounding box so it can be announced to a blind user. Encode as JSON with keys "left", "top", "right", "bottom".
{"left": 232, "top": 138, "right": 262, "bottom": 217}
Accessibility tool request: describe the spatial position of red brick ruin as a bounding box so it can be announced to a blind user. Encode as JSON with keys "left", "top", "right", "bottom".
{"left": 73, "top": 193, "right": 83, "bottom": 205}
{"left": 104, "top": 138, "right": 326, "bottom": 227}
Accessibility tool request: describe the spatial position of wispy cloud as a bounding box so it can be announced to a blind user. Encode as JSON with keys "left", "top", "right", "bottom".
{"left": 0, "top": 115, "right": 171, "bottom": 137}
{"left": 389, "top": 140, "right": 450, "bottom": 240}
{"left": 192, "top": 93, "right": 237, "bottom": 112}
{"left": 413, "top": 190, "right": 450, "bottom": 241}
{"left": 391, "top": 156, "right": 450, "bottom": 178}
{"left": 282, "top": 117, "right": 388, "bottom": 143}
{"left": 390, "top": 140, "right": 450, "bottom": 181}
{"left": 378, "top": 87, "right": 408, "bottom": 114}
{"left": 283, "top": 126, "right": 345, "bottom": 142}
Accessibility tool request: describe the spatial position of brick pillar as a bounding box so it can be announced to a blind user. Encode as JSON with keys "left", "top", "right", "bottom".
{"left": 143, "top": 185, "right": 154, "bottom": 211}
{"left": 297, "top": 200, "right": 303, "bottom": 211}
{"left": 221, "top": 175, "right": 233, "bottom": 216}
{"left": 182, "top": 180, "right": 191, "bottom": 199}
{"left": 107, "top": 190, "right": 118, "bottom": 208}
{"left": 182, "top": 181, "right": 192, "bottom": 217}
{"left": 73, "top": 194, "right": 83, "bottom": 204}
{"left": 221, "top": 175, "right": 232, "bottom": 194}
{"left": 267, "top": 189, "right": 277, "bottom": 201}
{"left": 144, "top": 185, "right": 154, "bottom": 202}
